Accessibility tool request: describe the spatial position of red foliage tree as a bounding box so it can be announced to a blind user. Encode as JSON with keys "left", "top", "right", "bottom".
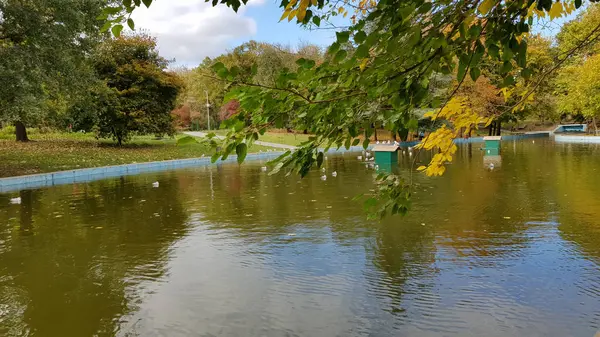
{"left": 219, "top": 100, "right": 240, "bottom": 121}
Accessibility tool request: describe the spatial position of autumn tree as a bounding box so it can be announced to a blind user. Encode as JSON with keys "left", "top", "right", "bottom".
{"left": 91, "top": 34, "right": 182, "bottom": 145}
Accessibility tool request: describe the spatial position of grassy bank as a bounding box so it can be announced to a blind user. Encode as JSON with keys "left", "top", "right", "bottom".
{"left": 211, "top": 129, "right": 311, "bottom": 146}
{"left": 0, "top": 128, "right": 275, "bottom": 178}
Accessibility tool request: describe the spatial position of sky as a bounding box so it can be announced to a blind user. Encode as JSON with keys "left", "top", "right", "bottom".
{"left": 130, "top": 0, "right": 583, "bottom": 68}
{"left": 130, "top": 0, "right": 339, "bottom": 67}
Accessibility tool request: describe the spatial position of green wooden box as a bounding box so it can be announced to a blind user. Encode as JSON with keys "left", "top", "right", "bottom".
{"left": 373, "top": 145, "right": 399, "bottom": 165}
{"left": 483, "top": 136, "right": 501, "bottom": 156}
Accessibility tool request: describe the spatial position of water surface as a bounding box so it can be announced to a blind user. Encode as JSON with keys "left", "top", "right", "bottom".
{"left": 0, "top": 139, "right": 599, "bottom": 336}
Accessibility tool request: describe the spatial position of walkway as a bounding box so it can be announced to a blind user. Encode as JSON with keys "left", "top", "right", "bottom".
{"left": 184, "top": 131, "right": 298, "bottom": 150}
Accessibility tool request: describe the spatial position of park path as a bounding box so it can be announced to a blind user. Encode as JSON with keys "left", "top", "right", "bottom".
{"left": 184, "top": 131, "right": 297, "bottom": 150}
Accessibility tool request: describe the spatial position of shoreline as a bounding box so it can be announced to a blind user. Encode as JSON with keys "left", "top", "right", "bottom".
{"left": 0, "top": 132, "right": 551, "bottom": 193}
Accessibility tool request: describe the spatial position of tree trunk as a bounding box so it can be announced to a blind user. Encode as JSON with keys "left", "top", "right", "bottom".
{"left": 488, "top": 121, "right": 494, "bottom": 136}
{"left": 594, "top": 117, "right": 598, "bottom": 135}
{"left": 372, "top": 124, "right": 378, "bottom": 141}
{"left": 15, "top": 121, "right": 29, "bottom": 142}
{"left": 496, "top": 121, "right": 501, "bottom": 136}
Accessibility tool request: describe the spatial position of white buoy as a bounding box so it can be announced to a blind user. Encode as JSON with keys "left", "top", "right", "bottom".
{"left": 490, "top": 163, "right": 495, "bottom": 170}
{"left": 357, "top": 155, "right": 362, "bottom": 160}
{"left": 375, "top": 165, "right": 379, "bottom": 170}
{"left": 261, "top": 166, "right": 267, "bottom": 172}
{"left": 403, "top": 151, "right": 406, "bottom": 155}
{"left": 532, "top": 140, "right": 535, "bottom": 144}
{"left": 409, "top": 152, "right": 413, "bottom": 156}
{"left": 325, "top": 156, "right": 328, "bottom": 160}
{"left": 152, "top": 182, "right": 159, "bottom": 188}
{"left": 332, "top": 171, "right": 337, "bottom": 177}
{"left": 376, "top": 141, "right": 380, "bottom": 144}
{"left": 321, "top": 175, "right": 327, "bottom": 181}
{"left": 10, "top": 197, "right": 21, "bottom": 204}
{"left": 321, "top": 167, "right": 326, "bottom": 172}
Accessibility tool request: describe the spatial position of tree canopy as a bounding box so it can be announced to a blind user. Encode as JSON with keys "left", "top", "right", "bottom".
{"left": 0, "top": 0, "right": 105, "bottom": 140}
{"left": 89, "top": 34, "right": 183, "bottom": 145}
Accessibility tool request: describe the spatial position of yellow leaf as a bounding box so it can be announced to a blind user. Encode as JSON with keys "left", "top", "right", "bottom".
{"left": 338, "top": 7, "right": 345, "bottom": 14}
{"left": 288, "top": 9, "right": 298, "bottom": 22}
{"left": 548, "top": 1, "right": 563, "bottom": 20}
{"left": 359, "top": 58, "right": 369, "bottom": 71}
{"left": 478, "top": 0, "right": 494, "bottom": 15}
{"left": 311, "top": 0, "right": 317, "bottom": 5}
{"left": 280, "top": 8, "right": 292, "bottom": 21}
{"left": 343, "top": 11, "right": 348, "bottom": 18}
{"left": 286, "top": 0, "right": 298, "bottom": 9}
{"left": 417, "top": 166, "right": 427, "bottom": 171}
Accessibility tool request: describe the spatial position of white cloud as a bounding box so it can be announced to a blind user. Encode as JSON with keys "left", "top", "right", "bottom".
{"left": 131, "top": 0, "right": 264, "bottom": 66}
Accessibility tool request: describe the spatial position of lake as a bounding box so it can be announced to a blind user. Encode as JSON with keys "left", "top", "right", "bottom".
{"left": 0, "top": 139, "right": 599, "bottom": 337}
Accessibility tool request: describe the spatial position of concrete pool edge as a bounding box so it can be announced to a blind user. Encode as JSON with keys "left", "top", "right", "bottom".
{"left": 0, "top": 151, "right": 289, "bottom": 193}
{"left": 554, "top": 134, "right": 600, "bottom": 143}
{"left": 0, "top": 132, "right": 550, "bottom": 193}
{"left": 0, "top": 145, "right": 374, "bottom": 193}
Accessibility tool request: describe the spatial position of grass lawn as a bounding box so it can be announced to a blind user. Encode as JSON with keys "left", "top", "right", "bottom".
{"left": 0, "top": 128, "right": 275, "bottom": 178}
{"left": 211, "top": 129, "right": 311, "bottom": 146}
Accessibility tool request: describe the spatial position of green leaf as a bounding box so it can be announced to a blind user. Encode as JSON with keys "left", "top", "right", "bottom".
{"left": 269, "top": 162, "right": 284, "bottom": 175}
{"left": 328, "top": 42, "right": 340, "bottom": 54}
{"left": 408, "top": 29, "right": 421, "bottom": 47}
{"left": 355, "top": 44, "right": 369, "bottom": 59}
{"left": 312, "top": 16, "right": 321, "bottom": 26}
{"left": 575, "top": 0, "right": 582, "bottom": 8}
{"left": 352, "top": 138, "right": 360, "bottom": 146}
{"left": 354, "top": 30, "right": 367, "bottom": 44}
{"left": 127, "top": 18, "right": 135, "bottom": 30}
{"left": 100, "top": 21, "right": 111, "bottom": 32}
{"left": 500, "top": 61, "right": 512, "bottom": 74}
{"left": 142, "top": 0, "right": 152, "bottom": 8}
{"left": 336, "top": 31, "right": 350, "bottom": 44}
{"left": 363, "top": 138, "right": 370, "bottom": 150}
{"left": 211, "top": 152, "right": 220, "bottom": 163}
{"left": 364, "top": 197, "right": 378, "bottom": 210}
{"left": 317, "top": 152, "right": 324, "bottom": 167}
{"left": 236, "top": 143, "right": 247, "bottom": 164}
{"left": 334, "top": 50, "right": 347, "bottom": 63}
{"left": 111, "top": 24, "right": 124, "bottom": 37}
{"left": 487, "top": 44, "right": 499, "bottom": 59}
{"left": 469, "top": 67, "right": 481, "bottom": 81}
{"left": 176, "top": 135, "right": 197, "bottom": 146}
{"left": 104, "top": 6, "right": 121, "bottom": 15}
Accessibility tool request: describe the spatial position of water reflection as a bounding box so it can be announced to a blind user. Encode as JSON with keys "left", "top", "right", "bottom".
{"left": 0, "top": 140, "right": 598, "bottom": 336}
{"left": 0, "top": 176, "right": 189, "bottom": 336}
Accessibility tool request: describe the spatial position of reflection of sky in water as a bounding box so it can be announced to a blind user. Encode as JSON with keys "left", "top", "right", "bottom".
{"left": 0, "top": 139, "right": 599, "bottom": 337}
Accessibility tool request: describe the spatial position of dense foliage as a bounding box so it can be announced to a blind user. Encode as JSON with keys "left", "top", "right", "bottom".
{"left": 88, "top": 34, "right": 182, "bottom": 145}
{"left": 0, "top": 0, "right": 105, "bottom": 140}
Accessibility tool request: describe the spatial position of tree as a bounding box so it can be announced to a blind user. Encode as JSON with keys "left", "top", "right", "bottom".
{"left": 110, "top": 0, "right": 593, "bottom": 217}
{"left": 557, "top": 53, "right": 600, "bottom": 131}
{"left": 0, "top": 0, "right": 105, "bottom": 141}
{"left": 91, "top": 34, "right": 183, "bottom": 145}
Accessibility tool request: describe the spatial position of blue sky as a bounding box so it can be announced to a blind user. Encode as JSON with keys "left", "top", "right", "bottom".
{"left": 237, "top": 0, "right": 339, "bottom": 48}
{"left": 131, "top": 0, "right": 581, "bottom": 67}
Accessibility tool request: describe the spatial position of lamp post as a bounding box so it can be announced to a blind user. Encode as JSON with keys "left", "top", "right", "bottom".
{"left": 204, "top": 89, "right": 211, "bottom": 131}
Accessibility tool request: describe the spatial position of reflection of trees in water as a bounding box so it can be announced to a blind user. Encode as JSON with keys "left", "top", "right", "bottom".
{"left": 183, "top": 158, "right": 376, "bottom": 244}
{"left": 552, "top": 144, "right": 600, "bottom": 262}
{"left": 366, "top": 221, "right": 437, "bottom": 316}
{"left": 0, "top": 174, "right": 190, "bottom": 337}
